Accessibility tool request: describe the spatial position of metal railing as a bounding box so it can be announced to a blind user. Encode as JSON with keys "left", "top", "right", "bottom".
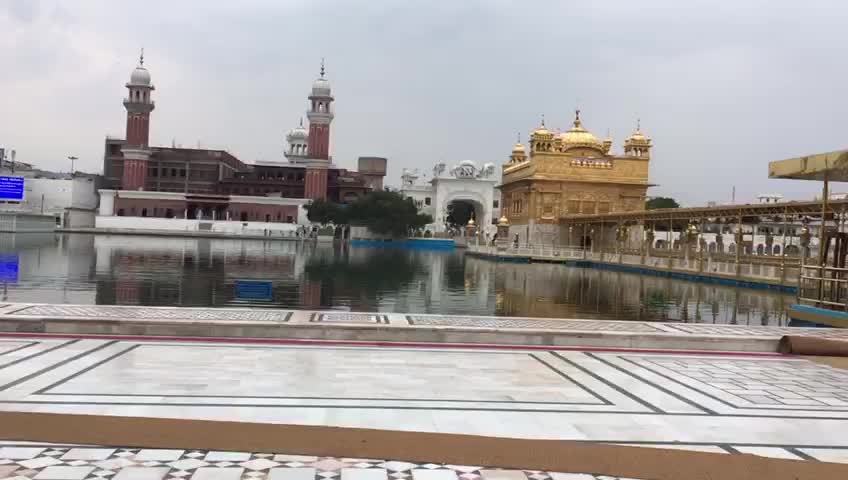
{"left": 798, "top": 264, "right": 848, "bottom": 310}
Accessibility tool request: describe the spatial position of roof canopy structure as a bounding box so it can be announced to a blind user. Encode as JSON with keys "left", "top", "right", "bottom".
{"left": 768, "top": 149, "right": 848, "bottom": 182}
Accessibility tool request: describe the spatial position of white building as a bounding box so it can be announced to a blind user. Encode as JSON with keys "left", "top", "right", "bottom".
{"left": 400, "top": 160, "right": 500, "bottom": 235}
{"left": 0, "top": 169, "right": 99, "bottom": 229}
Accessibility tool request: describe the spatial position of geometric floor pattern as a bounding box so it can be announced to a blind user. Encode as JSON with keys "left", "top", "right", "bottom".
{"left": 3, "top": 337, "right": 848, "bottom": 464}
{"left": 1, "top": 443, "right": 848, "bottom": 480}
{"left": 0, "top": 444, "right": 615, "bottom": 480}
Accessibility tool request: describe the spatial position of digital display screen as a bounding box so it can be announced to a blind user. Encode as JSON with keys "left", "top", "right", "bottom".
{"left": 0, "top": 177, "right": 24, "bottom": 200}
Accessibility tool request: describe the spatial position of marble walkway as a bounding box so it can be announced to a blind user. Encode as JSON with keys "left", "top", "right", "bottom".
{"left": 0, "top": 336, "right": 847, "bottom": 468}
{"left": 1, "top": 304, "right": 848, "bottom": 345}
{"left": 0, "top": 443, "right": 645, "bottom": 480}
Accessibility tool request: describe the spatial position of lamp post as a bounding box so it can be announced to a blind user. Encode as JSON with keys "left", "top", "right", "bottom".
{"left": 68, "top": 156, "right": 78, "bottom": 176}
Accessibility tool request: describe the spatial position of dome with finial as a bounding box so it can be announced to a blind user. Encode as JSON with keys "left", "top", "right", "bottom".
{"left": 625, "top": 119, "right": 651, "bottom": 146}
{"left": 530, "top": 115, "right": 553, "bottom": 138}
{"left": 511, "top": 133, "right": 526, "bottom": 154}
{"left": 559, "top": 110, "right": 605, "bottom": 153}
{"left": 498, "top": 215, "right": 510, "bottom": 226}
{"left": 128, "top": 49, "right": 151, "bottom": 86}
{"left": 286, "top": 118, "right": 308, "bottom": 141}
{"left": 311, "top": 59, "right": 332, "bottom": 96}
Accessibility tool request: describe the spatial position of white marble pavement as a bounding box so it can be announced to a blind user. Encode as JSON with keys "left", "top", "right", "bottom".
{"left": 0, "top": 443, "right": 651, "bottom": 480}
{"left": 6, "top": 303, "right": 848, "bottom": 337}
{"left": 0, "top": 336, "right": 847, "bottom": 462}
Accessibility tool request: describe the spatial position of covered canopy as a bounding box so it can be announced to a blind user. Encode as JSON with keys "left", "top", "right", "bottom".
{"left": 769, "top": 149, "right": 848, "bottom": 182}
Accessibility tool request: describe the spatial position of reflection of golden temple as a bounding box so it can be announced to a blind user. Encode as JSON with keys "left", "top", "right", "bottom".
{"left": 500, "top": 110, "right": 652, "bottom": 245}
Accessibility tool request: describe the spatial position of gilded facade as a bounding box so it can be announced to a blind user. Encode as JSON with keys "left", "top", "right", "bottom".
{"left": 499, "top": 110, "right": 652, "bottom": 244}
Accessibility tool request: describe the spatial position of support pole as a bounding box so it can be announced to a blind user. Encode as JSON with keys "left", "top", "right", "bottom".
{"left": 735, "top": 209, "right": 742, "bottom": 277}
{"left": 781, "top": 206, "right": 787, "bottom": 284}
{"left": 668, "top": 216, "right": 673, "bottom": 270}
{"left": 817, "top": 175, "right": 829, "bottom": 303}
{"left": 582, "top": 223, "right": 587, "bottom": 259}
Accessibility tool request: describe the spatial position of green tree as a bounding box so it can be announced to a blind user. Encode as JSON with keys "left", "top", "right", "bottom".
{"left": 346, "top": 191, "right": 433, "bottom": 237}
{"left": 645, "top": 197, "right": 680, "bottom": 210}
{"left": 304, "top": 199, "right": 345, "bottom": 225}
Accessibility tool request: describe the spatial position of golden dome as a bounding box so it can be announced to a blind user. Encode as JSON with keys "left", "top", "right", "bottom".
{"left": 512, "top": 142, "right": 525, "bottom": 154}
{"left": 498, "top": 215, "right": 510, "bottom": 226}
{"left": 467, "top": 217, "right": 476, "bottom": 226}
{"left": 559, "top": 110, "right": 605, "bottom": 153}
{"left": 625, "top": 119, "right": 651, "bottom": 145}
{"left": 530, "top": 115, "right": 552, "bottom": 138}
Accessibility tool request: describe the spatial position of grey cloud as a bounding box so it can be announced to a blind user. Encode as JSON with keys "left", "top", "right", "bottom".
{"left": 1, "top": 0, "right": 846, "bottom": 205}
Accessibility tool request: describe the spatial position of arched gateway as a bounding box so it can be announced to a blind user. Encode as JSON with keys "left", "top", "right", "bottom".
{"left": 400, "top": 161, "right": 499, "bottom": 235}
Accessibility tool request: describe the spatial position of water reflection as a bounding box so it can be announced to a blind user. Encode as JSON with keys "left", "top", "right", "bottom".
{"left": 0, "top": 233, "right": 795, "bottom": 324}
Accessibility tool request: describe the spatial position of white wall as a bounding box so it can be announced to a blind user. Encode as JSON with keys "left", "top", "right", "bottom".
{"left": 95, "top": 215, "right": 300, "bottom": 236}
{"left": 0, "top": 177, "right": 98, "bottom": 227}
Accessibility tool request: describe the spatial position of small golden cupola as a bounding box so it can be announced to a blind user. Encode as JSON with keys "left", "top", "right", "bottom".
{"left": 529, "top": 115, "right": 555, "bottom": 153}
{"left": 509, "top": 133, "right": 527, "bottom": 164}
{"left": 602, "top": 129, "right": 613, "bottom": 155}
{"left": 623, "top": 119, "right": 652, "bottom": 158}
{"left": 559, "top": 110, "right": 606, "bottom": 156}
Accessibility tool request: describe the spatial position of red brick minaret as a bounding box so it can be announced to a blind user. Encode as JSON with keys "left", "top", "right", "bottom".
{"left": 121, "top": 50, "right": 155, "bottom": 191}
{"left": 304, "top": 60, "right": 334, "bottom": 199}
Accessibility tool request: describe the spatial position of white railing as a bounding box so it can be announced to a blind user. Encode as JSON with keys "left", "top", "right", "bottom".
{"left": 467, "top": 244, "right": 585, "bottom": 259}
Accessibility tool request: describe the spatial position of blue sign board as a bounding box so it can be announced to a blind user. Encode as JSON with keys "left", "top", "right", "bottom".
{"left": 0, "top": 177, "right": 24, "bottom": 200}
{"left": 0, "top": 254, "right": 19, "bottom": 282}
{"left": 234, "top": 280, "right": 273, "bottom": 301}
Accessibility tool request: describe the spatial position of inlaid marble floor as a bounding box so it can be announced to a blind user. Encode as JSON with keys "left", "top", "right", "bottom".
{"left": 1, "top": 337, "right": 848, "bottom": 461}
{"left": 0, "top": 444, "right": 648, "bottom": 480}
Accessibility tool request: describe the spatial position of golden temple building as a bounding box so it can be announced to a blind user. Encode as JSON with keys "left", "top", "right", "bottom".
{"left": 499, "top": 110, "right": 652, "bottom": 244}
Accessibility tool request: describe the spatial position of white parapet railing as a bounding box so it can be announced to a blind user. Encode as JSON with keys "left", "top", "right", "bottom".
{"left": 467, "top": 244, "right": 585, "bottom": 259}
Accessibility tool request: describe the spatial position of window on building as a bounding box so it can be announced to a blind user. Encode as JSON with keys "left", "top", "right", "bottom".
{"left": 424, "top": 197, "right": 431, "bottom": 206}
{"left": 141, "top": 208, "right": 148, "bottom": 217}
{"left": 166, "top": 208, "right": 174, "bottom": 218}
{"left": 180, "top": 169, "right": 186, "bottom": 177}
{"left": 512, "top": 198, "right": 525, "bottom": 214}
{"left": 171, "top": 168, "right": 177, "bottom": 177}
{"left": 286, "top": 215, "right": 294, "bottom": 223}
{"left": 151, "top": 168, "right": 158, "bottom": 177}
{"left": 493, "top": 199, "right": 499, "bottom": 208}
{"left": 117, "top": 209, "right": 125, "bottom": 216}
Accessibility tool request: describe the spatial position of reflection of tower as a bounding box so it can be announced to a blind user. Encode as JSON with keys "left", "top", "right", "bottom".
{"left": 304, "top": 60, "right": 334, "bottom": 199}
{"left": 121, "top": 50, "right": 155, "bottom": 191}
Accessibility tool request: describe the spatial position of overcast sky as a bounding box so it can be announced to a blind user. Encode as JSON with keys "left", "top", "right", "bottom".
{"left": 1, "top": 0, "right": 846, "bottom": 205}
